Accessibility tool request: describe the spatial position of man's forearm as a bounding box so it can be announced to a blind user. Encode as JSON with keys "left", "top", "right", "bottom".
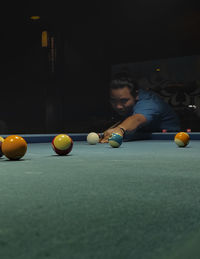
{"left": 100, "top": 114, "right": 147, "bottom": 142}
{"left": 118, "top": 114, "right": 147, "bottom": 132}
{"left": 109, "top": 121, "right": 122, "bottom": 129}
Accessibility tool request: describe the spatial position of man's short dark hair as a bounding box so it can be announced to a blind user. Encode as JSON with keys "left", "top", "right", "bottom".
{"left": 110, "top": 72, "right": 138, "bottom": 97}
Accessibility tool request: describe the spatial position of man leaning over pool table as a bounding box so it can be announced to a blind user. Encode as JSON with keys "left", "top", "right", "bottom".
{"left": 100, "top": 72, "right": 180, "bottom": 143}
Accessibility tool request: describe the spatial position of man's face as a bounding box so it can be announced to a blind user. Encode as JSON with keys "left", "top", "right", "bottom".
{"left": 110, "top": 86, "right": 137, "bottom": 116}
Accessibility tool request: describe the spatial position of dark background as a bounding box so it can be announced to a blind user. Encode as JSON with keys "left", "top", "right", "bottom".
{"left": 1, "top": 1, "right": 200, "bottom": 134}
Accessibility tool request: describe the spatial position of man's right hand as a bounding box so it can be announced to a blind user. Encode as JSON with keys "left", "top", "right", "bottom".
{"left": 99, "top": 127, "right": 124, "bottom": 143}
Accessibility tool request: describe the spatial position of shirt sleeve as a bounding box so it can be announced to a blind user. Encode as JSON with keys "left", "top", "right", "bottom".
{"left": 133, "top": 99, "right": 160, "bottom": 123}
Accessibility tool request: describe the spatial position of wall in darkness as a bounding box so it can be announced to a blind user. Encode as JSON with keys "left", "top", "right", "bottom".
{"left": 61, "top": 18, "right": 111, "bottom": 133}
{"left": 110, "top": 1, "right": 200, "bottom": 63}
{"left": 0, "top": 3, "right": 111, "bottom": 134}
{"left": 1, "top": 1, "right": 200, "bottom": 133}
{"left": 0, "top": 18, "right": 49, "bottom": 134}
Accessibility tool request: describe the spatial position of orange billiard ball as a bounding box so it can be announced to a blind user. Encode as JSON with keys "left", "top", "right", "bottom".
{"left": 52, "top": 134, "right": 73, "bottom": 155}
{"left": 2, "top": 135, "right": 27, "bottom": 160}
{"left": 0, "top": 136, "right": 4, "bottom": 157}
{"left": 174, "top": 132, "right": 190, "bottom": 147}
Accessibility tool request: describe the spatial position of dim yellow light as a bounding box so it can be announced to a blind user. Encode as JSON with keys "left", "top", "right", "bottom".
{"left": 42, "top": 30, "right": 48, "bottom": 47}
{"left": 30, "top": 16, "right": 40, "bottom": 20}
{"left": 156, "top": 68, "right": 160, "bottom": 72}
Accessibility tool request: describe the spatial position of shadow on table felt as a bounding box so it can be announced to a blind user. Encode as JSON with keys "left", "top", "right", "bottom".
{"left": 49, "top": 154, "right": 74, "bottom": 157}
{"left": 0, "top": 158, "right": 28, "bottom": 162}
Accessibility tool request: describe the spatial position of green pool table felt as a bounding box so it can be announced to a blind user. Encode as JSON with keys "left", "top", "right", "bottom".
{"left": 0, "top": 140, "right": 200, "bottom": 259}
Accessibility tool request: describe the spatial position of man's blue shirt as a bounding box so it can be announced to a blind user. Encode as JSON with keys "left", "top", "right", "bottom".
{"left": 132, "top": 89, "right": 180, "bottom": 132}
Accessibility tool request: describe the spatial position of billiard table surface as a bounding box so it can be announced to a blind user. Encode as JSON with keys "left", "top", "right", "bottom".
{"left": 0, "top": 133, "right": 200, "bottom": 259}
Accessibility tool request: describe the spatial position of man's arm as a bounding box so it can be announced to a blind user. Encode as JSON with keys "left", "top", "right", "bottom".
{"left": 108, "top": 121, "right": 122, "bottom": 129}
{"left": 100, "top": 114, "right": 147, "bottom": 143}
{"left": 118, "top": 114, "right": 147, "bottom": 132}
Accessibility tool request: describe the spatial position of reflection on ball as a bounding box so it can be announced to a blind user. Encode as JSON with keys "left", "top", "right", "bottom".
{"left": 108, "top": 133, "right": 123, "bottom": 148}
{"left": 0, "top": 136, "right": 4, "bottom": 157}
{"left": 87, "top": 132, "right": 99, "bottom": 145}
{"left": 2, "top": 135, "right": 27, "bottom": 160}
{"left": 52, "top": 134, "right": 73, "bottom": 155}
{"left": 174, "top": 132, "right": 190, "bottom": 147}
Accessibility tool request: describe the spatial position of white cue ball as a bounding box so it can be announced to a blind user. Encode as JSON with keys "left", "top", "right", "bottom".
{"left": 87, "top": 132, "right": 99, "bottom": 145}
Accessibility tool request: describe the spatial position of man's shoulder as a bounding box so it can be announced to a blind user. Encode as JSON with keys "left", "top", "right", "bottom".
{"left": 138, "top": 89, "right": 156, "bottom": 100}
{"left": 136, "top": 89, "right": 163, "bottom": 109}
